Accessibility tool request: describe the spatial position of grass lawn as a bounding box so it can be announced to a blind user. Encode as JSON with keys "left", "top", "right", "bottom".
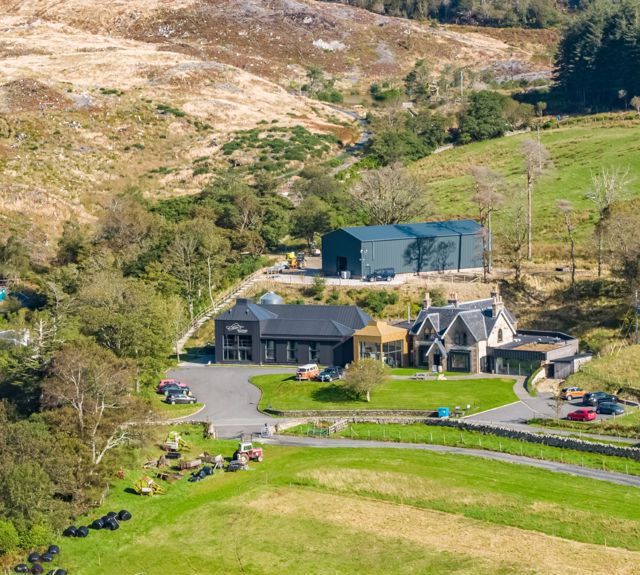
{"left": 58, "top": 425, "right": 640, "bottom": 575}
{"left": 413, "top": 117, "right": 640, "bottom": 252}
{"left": 388, "top": 367, "right": 469, "bottom": 377}
{"left": 285, "top": 422, "right": 640, "bottom": 476}
{"left": 252, "top": 374, "right": 516, "bottom": 414}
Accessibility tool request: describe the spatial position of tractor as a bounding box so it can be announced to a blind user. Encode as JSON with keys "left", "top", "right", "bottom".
{"left": 232, "top": 441, "right": 263, "bottom": 464}
{"left": 133, "top": 476, "right": 165, "bottom": 496}
{"left": 164, "top": 431, "right": 191, "bottom": 452}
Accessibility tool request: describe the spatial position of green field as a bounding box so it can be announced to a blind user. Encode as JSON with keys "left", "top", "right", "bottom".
{"left": 57, "top": 427, "right": 640, "bottom": 575}
{"left": 414, "top": 117, "right": 640, "bottom": 254}
{"left": 252, "top": 374, "right": 516, "bottom": 413}
{"left": 286, "top": 422, "right": 640, "bottom": 476}
{"left": 388, "top": 367, "right": 468, "bottom": 376}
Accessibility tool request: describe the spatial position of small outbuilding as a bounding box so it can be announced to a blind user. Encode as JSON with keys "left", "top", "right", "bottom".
{"left": 321, "top": 220, "right": 484, "bottom": 278}
{"left": 352, "top": 320, "right": 408, "bottom": 367}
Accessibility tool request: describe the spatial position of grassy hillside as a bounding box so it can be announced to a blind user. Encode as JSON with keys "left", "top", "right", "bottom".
{"left": 414, "top": 115, "right": 640, "bottom": 259}
{"left": 56, "top": 429, "right": 640, "bottom": 575}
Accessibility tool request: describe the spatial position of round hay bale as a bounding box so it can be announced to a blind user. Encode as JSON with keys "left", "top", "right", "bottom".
{"left": 14, "top": 564, "right": 29, "bottom": 573}
{"left": 203, "top": 466, "right": 213, "bottom": 476}
{"left": 40, "top": 554, "right": 53, "bottom": 563}
{"left": 27, "top": 553, "right": 40, "bottom": 563}
{"left": 47, "top": 545, "right": 60, "bottom": 555}
{"left": 106, "top": 511, "right": 117, "bottom": 519}
{"left": 62, "top": 526, "right": 77, "bottom": 538}
{"left": 91, "top": 518, "right": 104, "bottom": 530}
{"left": 53, "top": 570, "right": 67, "bottom": 575}
{"left": 117, "top": 510, "right": 132, "bottom": 521}
{"left": 31, "top": 564, "right": 43, "bottom": 575}
{"left": 105, "top": 517, "right": 119, "bottom": 531}
{"left": 76, "top": 526, "right": 89, "bottom": 538}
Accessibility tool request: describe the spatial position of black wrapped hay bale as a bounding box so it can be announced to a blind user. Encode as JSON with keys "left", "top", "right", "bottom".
{"left": 105, "top": 517, "right": 119, "bottom": 531}
{"left": 31, "top": 564, "right": 43, "bottom": 575}
{"left": 47, "top": 545, "right": 60, "bottom": 555}
{"left": 91, "top": 518, "right": 104, "bottom": 530}
{"left": 106, "top": 511, "right": 118, "bottom": 519}
{"left": 62, "top": 526, "right": 77, "bottom": 538}
{"left": 117, "top": 510, "right": 132, "bottom": 521}
{"left": 40, "top": 554, "right": 53, "bottom": 563}
{"left": 27, "top": 552, "right": 40, "bottom": 563}
{"left": 47, "top": 570, "right": 67, "bottom": 575}
{"left": 203, "top": 466, "right": 213, "bottom": 476}
{"left": 76, "top": 526, "right": 89, "bottom": 538}
{"left": 14, "top": 564, "right": 29, "bottom": 573}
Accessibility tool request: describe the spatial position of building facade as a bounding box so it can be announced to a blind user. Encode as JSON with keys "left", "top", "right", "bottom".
{"left": 214, "top": 298, "right": 371, "bottom": 366}
{"left": 321, "top": 220, "right": 484, "bottom": 278}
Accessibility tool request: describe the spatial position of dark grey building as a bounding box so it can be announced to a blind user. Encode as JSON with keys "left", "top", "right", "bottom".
{"left": 321, "top": 220, "right": 484, "bottom": 278}
{"left": 214, "top": 298, "right": 371, "bottom": 366}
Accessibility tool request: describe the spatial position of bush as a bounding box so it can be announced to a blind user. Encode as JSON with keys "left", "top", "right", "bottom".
{"left": 357, "top": 290, "right": 399, "bottom": 315}
{"left": 0, "top": 520, "right": 19, "bottom": 554}
{"left": 20, "top": 524, "right": 53, "bottom": 550}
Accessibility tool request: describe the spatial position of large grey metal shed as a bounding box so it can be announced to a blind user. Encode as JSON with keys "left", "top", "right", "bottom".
{"left": 321, "top": 220, "right": 484, "bottom": 278}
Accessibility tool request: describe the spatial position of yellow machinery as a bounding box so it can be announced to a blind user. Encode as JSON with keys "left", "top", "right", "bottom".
{"left": 133, "top": 476, "right": 165, "bottom": 496}
{"left": 164, "top": 431, "right": 191, "bottom": 452}
{"left": 286, "top": 251, "right": 305, "bottom": 270}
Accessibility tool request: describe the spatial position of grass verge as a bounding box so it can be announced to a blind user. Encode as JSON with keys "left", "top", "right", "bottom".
{"left": 252, "top": 374, "right": 516, "bottom": 414}
{"left": 285, "top": 422, "right": 640, "bottom": 476}
{"left": 529, "top": 413, "right": 640, "bottom": 439}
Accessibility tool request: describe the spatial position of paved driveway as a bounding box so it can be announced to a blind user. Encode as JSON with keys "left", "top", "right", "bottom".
{"left": 168, "top": 364, "right": 295, "bottom": 438}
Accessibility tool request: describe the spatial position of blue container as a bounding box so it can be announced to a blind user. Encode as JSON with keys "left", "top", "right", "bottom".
{"left": 0, "top": 288, "right": 6, "bottom": 302}
{"left": 437, "top": 407, "right": 449, "bottom": 418}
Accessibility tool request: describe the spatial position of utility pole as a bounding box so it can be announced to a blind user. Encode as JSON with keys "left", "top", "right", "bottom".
{"left": 635, "top": 290, "right": 639, "bottom": 344}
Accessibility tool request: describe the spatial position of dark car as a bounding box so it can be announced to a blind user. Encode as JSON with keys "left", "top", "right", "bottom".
{"left": 317, "top": 366, "right": 344, "bottom": 382}
{"left": 595, "top": 402, "right": 625, "bottom": 415}
{"left": 164, "top": 392, "right": 197, "bottom": 405}
{"left": 365, "top": 268, "right": 396, "bottom": 282}
{"left": 164, "top": 384, "right": 192, "bottom": 397}
{"left": 584, "top": 392, "right": 617, "bottom": 406}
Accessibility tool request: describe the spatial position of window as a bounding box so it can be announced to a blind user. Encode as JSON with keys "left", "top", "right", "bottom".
{"left": 359, "top": 341, "right": 381, "bottom": 360}
{"left": 287, "top": 340, "right": 297, "bottom": 362}
{"left": 449, "top": 351, "right": 470, "bottom": 372}
{"left": 308, "top": 341, "right": 319, "bottom": 362}
{"left": 454, "top": 332, "right": 468, "bottom": 346}
{"left": 223, "top": 334, "right": 252, "bottom": 361}
{"left": 383, "top": 340, "right": 403, "bottom": 367}
{"left": 264, "top": 340, "right": 275, "bottom": 361}
{"left": 497, "top": 329, "right": 503, "bottom": 343}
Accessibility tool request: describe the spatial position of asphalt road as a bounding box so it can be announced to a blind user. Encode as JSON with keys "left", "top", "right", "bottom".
{"left": 262, "top": 435, "right": 640, "bottom": 488}
{"left": 167, "top": 363, "right": 295, "bottom": 438}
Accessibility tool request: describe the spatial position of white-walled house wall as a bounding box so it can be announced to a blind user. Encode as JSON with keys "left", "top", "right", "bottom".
{"left": 487, "top": 313, "right": 516, "bottom": 347}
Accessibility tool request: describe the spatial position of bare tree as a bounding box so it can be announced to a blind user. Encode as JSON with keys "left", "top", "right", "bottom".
{"left": 521, "top": 140, "right": 551, "bottom": 261}
{"left": 586, "top": 167, "right": 630, "bottom": 277}
{"left": 165, "top": 231, "right": 200, "bottom": 320}
{"left": 604, "top": 204, "right": 640, "bottom": 288}
{"left": 43, "top": 341, "right": 135, "bottom": 466}
{"left": 557, "top": 200, "right": 577, "bottom": 293}
{"left": 501, "top": 193, "right": 528, "bottom": 285}
{"left": 350, "top": 163, "right": 428, "bottom": 225}
{"left": 631, "top": 96, "right": 640, "bottom": 118}
{"left": 470, "top": 166, "right": 505, "bottom": 282}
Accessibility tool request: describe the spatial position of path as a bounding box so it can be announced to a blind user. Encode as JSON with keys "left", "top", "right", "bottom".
{"left": 262, "top": 435, "right": 640, "bottom": 488}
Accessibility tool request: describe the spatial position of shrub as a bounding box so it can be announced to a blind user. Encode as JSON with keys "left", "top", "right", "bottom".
{"left": 20, "top": 524, "right": 53, "bottom": 550}
{"left": 0, "top": 520, "right": 19, "bottom": 554}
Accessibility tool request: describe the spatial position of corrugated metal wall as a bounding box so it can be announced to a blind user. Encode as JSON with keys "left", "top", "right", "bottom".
{"left": 322, "top": 229, "right": 485, "bottom": 277}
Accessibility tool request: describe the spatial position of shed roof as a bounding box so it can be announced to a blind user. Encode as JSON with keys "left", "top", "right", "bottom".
{"left": 338, "top": 220, "right": 482, "bottom": 242}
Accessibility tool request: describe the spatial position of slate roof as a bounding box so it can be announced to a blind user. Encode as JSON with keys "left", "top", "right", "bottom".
{"left": 339, "top": 220, "right": 482, "bottom": 242}
{"left": 217, "top": 299, "right": 372, "bottom": 339}
{"left": 409, "top": 298, "right": 516, "bottom": 341}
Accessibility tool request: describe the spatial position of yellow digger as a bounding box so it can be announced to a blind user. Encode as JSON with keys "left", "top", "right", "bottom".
{"left": 285, "top": 251, "right": 305, "bottom": 270}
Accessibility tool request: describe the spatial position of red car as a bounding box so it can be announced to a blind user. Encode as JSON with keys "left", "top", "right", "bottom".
{"left": 156, "top": 379, "right": 188, "bottom": 394}
{"left": 567, "top": 408, "right": 596, "bottom": 421}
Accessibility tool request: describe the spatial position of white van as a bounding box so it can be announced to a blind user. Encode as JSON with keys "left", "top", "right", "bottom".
{"left": 296, "top": 363, "right": 320, "bottom": 381}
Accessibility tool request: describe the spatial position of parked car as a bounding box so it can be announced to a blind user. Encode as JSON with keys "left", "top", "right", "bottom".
{"left": 365, "top": 268, "right": 396, "bottom": 282}
{"left": 567, "top": 408, "right": 597, "bottom": 421}
{"left": 296, "top": 363, "right": 320, "bottom": 381}
{"left": 163, "top": 384, "right": 192, "bottom": 397}
{"left": 157, "top": 379, "right": 188, "bottom": 394}
{"left": 596, "top": 402, "right": 625, "bottom": 415}
{"left": 560, "top": 386, "right": 586, "bottom": 401}
{"left": 584, "top": 392, "right": 617, "bottom": 406}
{"left": 317, "top": 366, "right": 344, "bottom": 382}
{"left": 165, "top": 393, "right": 197, "bottom": 405}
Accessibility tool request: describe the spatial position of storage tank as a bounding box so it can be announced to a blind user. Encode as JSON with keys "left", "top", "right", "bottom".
{"left": 258, "top": 291, "right": 284, "bottom": 305}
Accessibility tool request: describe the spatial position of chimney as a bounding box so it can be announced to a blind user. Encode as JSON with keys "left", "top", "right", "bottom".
{"left": 423, "top": 291, "right": 431, "bottom": 310}
{"left": 448, "top": 292, "right": 459, "bottom": 308}
{"left": 491, "top": 287, "right": 504, "bottom": 318}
